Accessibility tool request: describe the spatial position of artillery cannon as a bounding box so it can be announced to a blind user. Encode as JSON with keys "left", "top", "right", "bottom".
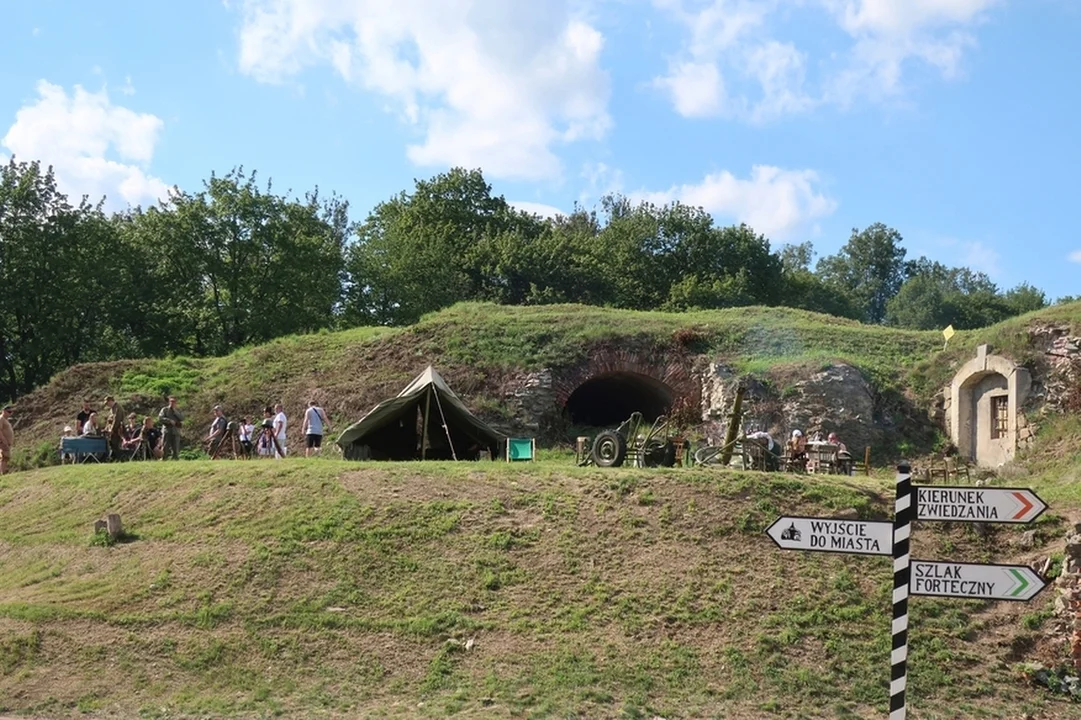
{"left": 581, "top": 411, "right": 678, "bottom": 468}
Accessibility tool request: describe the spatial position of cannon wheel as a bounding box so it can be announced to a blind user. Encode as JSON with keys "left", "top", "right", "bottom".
{"left": 591, "top": 430, "right": 627, "bottom": 467}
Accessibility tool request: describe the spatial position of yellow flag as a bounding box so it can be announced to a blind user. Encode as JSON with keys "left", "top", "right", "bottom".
{"left": 943, "top": 325, "right": 955, "bottom": 341}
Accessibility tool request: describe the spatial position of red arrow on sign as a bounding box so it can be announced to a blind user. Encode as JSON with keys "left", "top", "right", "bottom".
{"left": 1011, "top": 492, "right": 1035, "bottom": 520}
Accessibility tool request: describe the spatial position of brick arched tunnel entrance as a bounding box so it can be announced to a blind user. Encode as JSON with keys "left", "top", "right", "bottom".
{"left": 564, "top": 371, "right": 676, "bottom": 426}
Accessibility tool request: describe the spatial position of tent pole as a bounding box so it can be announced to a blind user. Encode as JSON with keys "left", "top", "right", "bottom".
{"left": 422, "top": 388, "right": 432, "bottom": 460}
{"left": 432, "top": 387, "right": 458, "bottom": 461}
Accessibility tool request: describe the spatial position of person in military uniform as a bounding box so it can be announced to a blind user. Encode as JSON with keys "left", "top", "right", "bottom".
{"left": 103, "top": 395, "right": 125, "bottom": 460}
{"left": 158, "top": 395, "right": 184, "bottom": 460}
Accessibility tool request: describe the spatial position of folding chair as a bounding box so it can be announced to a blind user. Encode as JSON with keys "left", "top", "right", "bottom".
{"left": 506, "top": 437, "right": 536, "bottom": 462}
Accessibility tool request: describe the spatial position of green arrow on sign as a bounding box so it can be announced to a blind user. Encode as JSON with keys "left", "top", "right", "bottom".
{"left": 1008, "top": 569, "right": 1030, "bottom": 598}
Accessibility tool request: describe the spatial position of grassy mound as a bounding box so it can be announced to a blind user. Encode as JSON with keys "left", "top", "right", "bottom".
{"left": 15, "top": 300, "right": 1081, "bottom": 460}
{"left": 0, "top": 461, "right": 1075, "bottom": 718}
{"left": 4, "top": 302, "right": 950, "bottom": 459}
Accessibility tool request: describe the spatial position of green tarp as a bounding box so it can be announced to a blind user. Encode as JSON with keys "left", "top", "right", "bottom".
{"left": 335, "top": 366, "right": 504, "bottom": 461}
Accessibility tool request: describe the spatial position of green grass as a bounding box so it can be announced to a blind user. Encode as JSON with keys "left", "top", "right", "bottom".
{"left": 0, "top": 459, "right": 1075, "bottom": 718}
{"left": 7, "top": 301, "right": 1081, "bottom": 716}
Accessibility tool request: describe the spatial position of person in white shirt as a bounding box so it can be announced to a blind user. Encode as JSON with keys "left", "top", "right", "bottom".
{"left": 302, "top": 400, "right": 331, "bottom": 457}
{"left": 81, "top": 412, "right": 100, "bottom": 436}
{"left": 272, "top": 403, "right": 288, "bottom": 458}
{"left": 238, "top": 417, "right": 254, "bottom": 458}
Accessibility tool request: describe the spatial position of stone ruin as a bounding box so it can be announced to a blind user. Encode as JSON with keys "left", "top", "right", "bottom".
{"left": 496, "top": 347, "right": 886, "bottom": 451}
{"left": 494, "top": 322, "right": 1081, "bottom": 458}
{"left": 1054, "top": 524, "right": 1081, "bottom": 673}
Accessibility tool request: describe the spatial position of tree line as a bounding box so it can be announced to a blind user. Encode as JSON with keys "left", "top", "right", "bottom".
{"left": 0, "top": 158, "right": 1056, "bottom": 401}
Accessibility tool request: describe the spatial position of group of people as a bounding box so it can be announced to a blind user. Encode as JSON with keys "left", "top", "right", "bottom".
{"left": 743, "top": 428, "right": 852, "bottom": 473}
{"left": 62, "top": 396, "right": 331, "bottom": 462}
{"left": 203, "top": 400, "right": 332, "bottom": 459}
{"left": 64, "top": 396, "right": 144, "bottom": 461}
{"left": 63, "top": 396, "right": 164, "bottom": 461}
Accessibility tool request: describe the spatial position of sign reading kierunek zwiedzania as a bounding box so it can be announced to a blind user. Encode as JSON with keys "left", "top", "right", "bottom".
{"left": 914, "top": 486, "right": 1046, "bottom": 524}
{"left": 765, "top": 516, "right": 892, "bottom": 557}
{"left": 910, "top": 560, "right": 1047, "bottom": 601}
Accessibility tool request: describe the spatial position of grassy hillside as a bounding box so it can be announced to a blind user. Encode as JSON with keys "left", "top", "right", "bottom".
{"left": 0, "top": 460, "right": 1077, "bottom": 719}
{"left": 0, "top": 303, "right": 939, "bottom": 453}
{"left": 10, "top": 300, "right": 1081, "bottom": 468}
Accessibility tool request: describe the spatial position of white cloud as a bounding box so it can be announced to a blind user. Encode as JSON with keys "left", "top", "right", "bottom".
{"left": 235, "top": 0, "right": 611, "bottom": 181}
{"left": 1069, "top": 250, "right": 1081, "bottom": 264}
{"left": 651, "top": 0, "right": 813, "bottom": 122}
{"left": 958, "top": 238, "right": 1002, "bottom": 278}
{"left": 652, "top": 61, "right": 726, "bottom": 118}
{"left": 632, "top": 165, "right": 837, "bottom": 241}
{"left": 653, "top": 0, "right": 1000, "bottom": 121}
{"left": 1, "top": 81, "right": 169, "bottom": 210}
{"left": 821, "top": 0, "right": 1001, "bottom": 103}
{"left": 579, "top": 161, "right": 624, "bottom": 204}
{"left": 509, "top": 200, "right": 566, "bottom": 219}
{"left": 914, "top": 234, "right": 1004, "bottom": 279}
{"left": 825, "top": 0, "right": 1000, "bottom": 36}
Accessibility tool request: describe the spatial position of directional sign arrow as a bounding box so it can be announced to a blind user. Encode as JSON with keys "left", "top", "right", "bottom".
{"left": 765, "top": 516, "right": 893, "bottom": 557}
{"left": 914, "top": 486, "right": 1047, "bottom": 524}
{"left": 910, "top": 560, "right": 1047, "bottom": 602}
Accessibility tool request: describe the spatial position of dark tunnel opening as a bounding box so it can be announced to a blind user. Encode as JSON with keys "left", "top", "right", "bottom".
{"left": 564, "top": 372, "right": 676, "bottom": 427}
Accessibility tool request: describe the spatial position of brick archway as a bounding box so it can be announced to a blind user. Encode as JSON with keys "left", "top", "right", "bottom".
{"left": 553, "top": 347, "right": 699, "bottom": 426}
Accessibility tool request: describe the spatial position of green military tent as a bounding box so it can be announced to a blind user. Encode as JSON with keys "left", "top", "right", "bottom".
{"left": 336, "top": 365, "right": 504, "bottom": 461}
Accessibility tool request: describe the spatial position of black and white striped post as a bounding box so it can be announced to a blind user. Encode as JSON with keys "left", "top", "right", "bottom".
{"left": 890, "top": 463, "right": 913, "bottom": 720}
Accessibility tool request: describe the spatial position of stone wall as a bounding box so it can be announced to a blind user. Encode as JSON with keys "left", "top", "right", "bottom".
{"left": 1051, "top": 523, "right": 1081, "bottom": 673}
{"left": 698, "top": 361, "right": 882, "bottom": 451}
{"left": 497, "top": 345, "right": 698, "bottom": 439}
{"left": 497, "top": 319, "right": 1081, "bottom": 449}
{"left": 945, "top": 344, "right": 1030, "bottom": 467}
{"left": 497, "top": 368, "right": 556, "bottom": 437}
{"left": 1028, "top": 323, "right": 1081, "bottom": 415}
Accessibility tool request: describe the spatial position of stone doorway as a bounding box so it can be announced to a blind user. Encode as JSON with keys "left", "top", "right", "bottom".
{"left": 947, "top": 344, "right": 1030, "bottom": 467}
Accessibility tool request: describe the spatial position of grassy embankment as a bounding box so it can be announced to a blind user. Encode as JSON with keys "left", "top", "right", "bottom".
{"left": 0, "top": 458, "right": 1078, "bottom": 719}
{"left": 16, "top": 298, "right": 1081, "bottom": 471}
{"left": 13, "top": 302, "right": 949, "bottom": 465}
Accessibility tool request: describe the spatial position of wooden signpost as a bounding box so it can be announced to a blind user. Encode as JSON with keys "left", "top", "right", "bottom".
{"left": 766, "top": 465, "right": 1050, "bottom": 719}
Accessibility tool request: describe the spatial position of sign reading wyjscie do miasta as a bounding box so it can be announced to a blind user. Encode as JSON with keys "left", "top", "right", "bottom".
{"left": 766, "top": 516, "right": 892, "bottom": 556}
{"left": 767, "top": 470, "right": 1050, "bottom": 720}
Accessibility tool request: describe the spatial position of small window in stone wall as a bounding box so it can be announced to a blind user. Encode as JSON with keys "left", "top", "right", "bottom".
{"left": 991, "top": 395, "right": 1009, "bottom": 439}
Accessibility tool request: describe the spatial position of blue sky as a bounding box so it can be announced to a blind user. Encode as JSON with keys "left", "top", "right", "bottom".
{"left": 2, "top": 0, "right": 1078, "bottom": 301}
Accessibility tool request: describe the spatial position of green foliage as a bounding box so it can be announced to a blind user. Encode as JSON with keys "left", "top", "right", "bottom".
{"left": 119, "top": 167, "right": 349, "bottom": 356}
{"left": 886, "top": 259, "right": 1049, "bottom": 331}
{"left": 816, "top": 223, "right": 907, "bottom": 324}
{"left": 118, "top": 358, "right": 204, "bottom": 397}
{"left": 0, "top": 158, "right": 1058, "bottom": 406}
{"left": 0, "top": 158, "right": 130, "bottom": 400}
{"left": 10, "top": 441, "right": 60, "bottom": 472}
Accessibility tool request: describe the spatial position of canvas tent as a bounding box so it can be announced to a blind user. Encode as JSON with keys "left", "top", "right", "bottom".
{"left": 336, "top": 366, "right": 504, "bottom": 461}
